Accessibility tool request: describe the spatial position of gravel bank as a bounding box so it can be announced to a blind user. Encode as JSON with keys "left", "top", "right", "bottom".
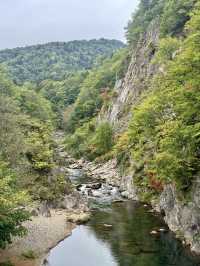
{"left": 0, "top": 209, "right": 76, "bottom": 266}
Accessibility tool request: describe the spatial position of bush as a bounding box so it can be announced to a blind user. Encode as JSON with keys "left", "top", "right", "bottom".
{"left": 91, "top": 122, "right": 114, "bottom": 157}
{"left": 65, "top": 121, "right": 114, "bottom": 161}
{"left": 0, "top": 162, "right": 30, "bottom": 249}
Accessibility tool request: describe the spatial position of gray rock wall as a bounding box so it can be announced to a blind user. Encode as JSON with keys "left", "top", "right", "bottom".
{"left": 98, "top": 19, "right": 160, "bottom": 132}
{"left": 154, "top": 182, "right": 200, "bottom": 254}
{"left": 96, "top": 15, "right": 200, "bottom": 254}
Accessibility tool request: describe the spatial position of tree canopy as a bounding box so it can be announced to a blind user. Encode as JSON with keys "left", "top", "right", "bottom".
{"left": 0, "top": 39, "right": 124, "bottom": 83}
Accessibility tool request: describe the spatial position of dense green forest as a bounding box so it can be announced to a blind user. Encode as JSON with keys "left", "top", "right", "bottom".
{"left": 0, "top": 66, "right": 73, "bottom": 248}
{"left": 0, "top": 39, "right": 124, "bottom": 83}
{"left": 1, "top": 0, "right": 200, "bottom": 253}
{"left": 0, "top": 39, "right": 124, "bottom": 248}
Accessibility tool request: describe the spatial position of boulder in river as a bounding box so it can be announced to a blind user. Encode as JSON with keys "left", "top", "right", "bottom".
{"left": 66, "top": 212, "right": 91, "bottom": 224}
{"left": 86, "top": 183, "right": 102, "bottom": 190}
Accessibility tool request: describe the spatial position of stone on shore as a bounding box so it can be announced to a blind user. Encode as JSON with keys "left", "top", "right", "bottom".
{"left": 66, "top": 212, "right": 91, "bottom": 224}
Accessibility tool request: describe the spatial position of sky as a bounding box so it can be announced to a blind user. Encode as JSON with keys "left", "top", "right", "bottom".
{"left": 0, "top": 0, "right": 139, "bottom": 50}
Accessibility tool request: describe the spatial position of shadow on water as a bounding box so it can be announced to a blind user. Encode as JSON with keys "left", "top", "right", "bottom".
{"left": 46, "top": 201, "right": 200, "bottom": 266}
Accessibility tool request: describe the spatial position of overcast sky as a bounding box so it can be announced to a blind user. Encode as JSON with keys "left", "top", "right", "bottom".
{"left": 0, "top": 0, "right": 139, "bottom": 50}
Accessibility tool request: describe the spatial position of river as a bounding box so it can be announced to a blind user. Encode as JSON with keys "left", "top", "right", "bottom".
{"left": 45, "top": 179, "right": 200, "bottom": 266}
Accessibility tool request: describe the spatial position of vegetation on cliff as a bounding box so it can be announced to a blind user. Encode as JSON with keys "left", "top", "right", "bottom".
{"left": 1, "top": 0, "right": 200, "bottom": 250}
{"left": 64, "top": 49, "right": 128, "bottom": 160}
{"left": 126, "top": 0, "right": 196, "bottom": 45}
{"left": 117, "top": 1, "right": 200, "bottom": 198}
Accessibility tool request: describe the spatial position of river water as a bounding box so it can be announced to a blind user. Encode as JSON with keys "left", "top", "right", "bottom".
{"left": 46, "top": 200, "right": 200, "bottom": 266}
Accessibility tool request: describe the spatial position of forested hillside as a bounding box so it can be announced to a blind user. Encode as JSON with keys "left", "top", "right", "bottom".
{"left": 1, "top": 0, "right": 200, "bottom": 258}
{"left": 61, "top": 0, "right": 200, "bottom": 252}
{"left": 0, "top": 39, "right": 124, "bottom": 83}
{"left": 0, "top": 66, "right": 70, "bottom": 248}
{"left": 64, "top": 0, "right": 199, "bottom": 196}
{"left": 0, "top": 37, "right": 125, "bottom": 249}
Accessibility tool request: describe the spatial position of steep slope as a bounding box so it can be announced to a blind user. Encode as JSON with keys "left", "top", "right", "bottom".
{"left": 108, "top": 0, "right": 200, "bottom": 254}
{"left": 63, "top": 0, "right": 200, "bottom": 254}
{"left": 1, "top": 0, "right": 199, "bottom": 256}
{"left": 0, "top": 39, "right": 124, "bottom": 83}
{"left": 98, "top": 18, "right": 160, "bottom": 132}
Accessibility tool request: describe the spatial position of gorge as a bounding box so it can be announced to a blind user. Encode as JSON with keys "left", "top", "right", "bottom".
{"left": 1, "top": 0, "right": 200, "bottom": 265}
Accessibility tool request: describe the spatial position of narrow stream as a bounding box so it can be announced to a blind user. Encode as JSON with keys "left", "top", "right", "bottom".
{"left": 45, "top": 169, "right": 200, "bottom": 266}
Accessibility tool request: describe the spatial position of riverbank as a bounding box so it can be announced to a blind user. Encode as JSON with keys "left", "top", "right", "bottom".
{"left": 0, "top": 210, "right": 76, "bottom": 266}
{"left": 45, "top": 201, "right": 200, "bottom": 266}
{"left": 67, "top": 157, "right": 200, "bottom": 255}
{"left": 1, "top": 128, "right": 199, "bottom": 266}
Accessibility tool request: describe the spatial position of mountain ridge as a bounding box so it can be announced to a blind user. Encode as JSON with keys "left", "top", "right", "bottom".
{"left": 0, "top": 38, "right": 124, "bottom": 52}
{"left": 0, "top": 38, "right": 124, "bottom": 83}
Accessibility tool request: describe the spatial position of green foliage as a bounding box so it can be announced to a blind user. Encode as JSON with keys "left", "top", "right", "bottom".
{"left": 92, "top": 122, "right": 114, "bottom": 156}
{"left": 160, "top": 0, "right": 196, "bottom": 37}
{"left": 16, "top": 87, "right": 54, "bottom": 122}
{"left": 23, "top": 119, "right": 54, "bottom": 172}
{"left": 0, "top": 95, "right": 25, "bottom": 166}
{"left": 0, "top": 68, "right": 56, "bottom": 247}
{"left": 65, "top": 121, "right": 96, "bottom": 159}
{"left": 0, "top": 66, "right": 14, "bottom": 96}
{"left": 126, "top": 0, "right": 195, "bottom": 46}
{"left": 119, "top": 2, "right": 200, "bottom": 194}
{"left": 39, "top": 71, "right": 88, "bottom": 126}
{"left": 0, "top": 162, "right": 30, "bottom": 249}
{"left": 65, "top": 121, "right": 114, "bottom": 160}
{"left": 40, "top": 72, "right": 87, "bottom": 109}
{"left": 126, "top": 0, "right": 165, "bottom": 45}
{"left": 153, "top": 37, "right": 181, "bottom": 64}
{"left": 32, "top": 174, "right": 72, "bottom": 201}
{"left": 64, "top": 50, "right": 127, "bottom": 160}
{"left": 0, "top": 67, "right": 55, "bottom": 172}
{"left": 0, "top": 39, "right": 124, "bottom": 83}
{"left": 65, "top": 49, "right": 127, "bottom": 133}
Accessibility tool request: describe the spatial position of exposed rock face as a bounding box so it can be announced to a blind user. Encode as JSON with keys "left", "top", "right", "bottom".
{"left": 152, "top": 182, "right": 200, "bottom": 254}
{"left": 98, "top": 19, "right": 160, "bottom": 132}
{"left": 83, "top": 159, "right": 138, "bottom": 200}
{"left": 97, "top": 17, "right": 200, "bottom": 254}
{"left": 97, "top": 22, "right": 161, "bottom": 201}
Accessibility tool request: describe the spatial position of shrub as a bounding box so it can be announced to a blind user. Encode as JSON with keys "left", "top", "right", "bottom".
{"left": 91, "top": 122, "right": 114, "bottom": 157}
{"left": 0, "top": 162, "right": 30, "bottom": 249}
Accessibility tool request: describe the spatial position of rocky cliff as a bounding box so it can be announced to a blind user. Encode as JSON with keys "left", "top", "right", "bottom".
{"left": 98, "top": 19, "right": 160, "bottom": 132}
{"left": 97, "top": 8, "right": 200, "bottom": 255}
{"left": 155, "top": 182, "right": 200, "bottom": 254}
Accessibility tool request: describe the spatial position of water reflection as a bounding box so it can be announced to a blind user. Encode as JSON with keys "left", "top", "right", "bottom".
{"left": 47, "top": 201, "right": 200, "bottom": 266}
{"left": 47, "top": 225, "right": 118, "bottom": 266}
